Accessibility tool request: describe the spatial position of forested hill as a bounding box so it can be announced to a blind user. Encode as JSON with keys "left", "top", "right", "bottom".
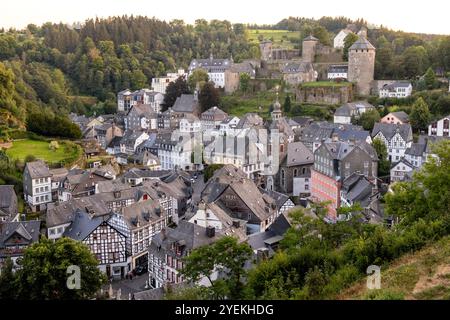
{"left": 1, "top": 15, "right": 450, "bottom": 140}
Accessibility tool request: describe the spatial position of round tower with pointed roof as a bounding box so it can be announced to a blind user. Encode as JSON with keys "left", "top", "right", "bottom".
{"left": 348, "top": 36, "right": 376, "bottom": 96}
{"left": 302, "top": 34, "right": 318, "bottom": 63}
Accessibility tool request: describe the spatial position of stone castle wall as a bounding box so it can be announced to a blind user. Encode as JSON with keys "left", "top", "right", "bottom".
{"left": 295, "top": 85, "right": 353, "bottom": 105}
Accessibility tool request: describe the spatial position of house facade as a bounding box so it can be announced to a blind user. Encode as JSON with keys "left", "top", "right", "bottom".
{"left": 372, "top": 123, "right": 413, "bottom": 162}
{"left": 311, "top": 139, "right": 378, "bottom": 218}
{"left": 23, "top": 161, "right": 53, "bottom": 212}
{"left": 428, "top": 115, "right": 450, "bottom": 137}
{"left": 379, "top": 82, "right": 412, "bottom": 98}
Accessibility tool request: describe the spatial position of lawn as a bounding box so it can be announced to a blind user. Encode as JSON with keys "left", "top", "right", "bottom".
{"left": 6, "top": 139, "right": 82, "bottom": 165}
{"left": 247, "top": 29, "right": 301, "bottom": 49}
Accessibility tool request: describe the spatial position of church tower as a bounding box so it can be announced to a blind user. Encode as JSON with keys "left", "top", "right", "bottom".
{"left": 271, "top": 94, "right": 282, "bottom": 121}
{"left": 347, "top": 36, "right": 376, "bottom": 96}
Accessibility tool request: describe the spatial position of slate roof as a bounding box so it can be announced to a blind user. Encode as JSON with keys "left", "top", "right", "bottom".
{"left": 201, "top": 106, "right": 228, "bottom": 120}
{"left": 405, "top": 142, "right": 426, "bottom": 157}
{"left": 372, "top": 123, "right": 413, "bottom": 141}
{"left": 25, "top": 161, "right": 51, "bottom": 179}
{"left": 121, "top": 200, "right": 164, "bottom": 230}
{"left": 328, "top": 65, "right": 348, "bottom": 73}
{"left": 285, "top": 141, "right": 314, "bottom": 167}
{"left": 126, "top": 104, "right": 157, "bottom": 119}
{"left": 349, "top": 36, "right": 376, "bottom": 50}
{"left": 381, "top": 82, "right": 412, "bottom": 91}
{"left": 172, "top": 94, "right": 199, "bottom": 113}
{"left": 150, "top": 220, "right": 222, "bottom": 260}
{"left": 0, "top": 220, "right": 41, "bottom": 249}
{"left": 282, "top": 61, "right": 314, "bottom": 74}
{"left": 123, "top": 168, "right": 171, "bottom": 180}
{"left": 46, "top": 196, "right": 111, "bottom": 228}
{"left": 201, "top": 165, "right": 276, "bottom": 222}
{"left": 341, "top": 174, "right": 373, "bottom": 206}
{"left": 0, "top": 185, "right": 17, "bottom": 217}
{"left": 63, "top": 209, "right": 113, "bottom": 241}
{"left": 391, "top": 158, "right": 414, "bottom": 170}
{"left": 236, "top": 113, "right": 264, "bottom": 129}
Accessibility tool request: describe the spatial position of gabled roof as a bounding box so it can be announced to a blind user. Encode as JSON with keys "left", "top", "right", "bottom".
{"left": 405, "top": 142, "right": 426, "bottom": 156}
{"left": 282, "top": 61, "right": 314, "bottom": 74}
{"left": 201, "top": 106, "right": 228, "bottom": 120}
{"left": 63, "top": 209, "right": 111, "bottom": 241}
{"left": 285, "top": 141, "right": 314, "bottom": 167}
{"left": 388, "top": 111, "right": 409, "bottom": 123}
{"left": 372, "top": 123, "right": 413, "bottom": 141}
{"left": 25, "top": 161, "right": 51, "bottom": 179}
{"left": 391, "top": 158, "right": 414, "bottom": 169}
{"left": 172, "top": 94, "right": 198, "bottom": 113}
{"left": 0, "top": 220, "right": 41, "bottom": 248}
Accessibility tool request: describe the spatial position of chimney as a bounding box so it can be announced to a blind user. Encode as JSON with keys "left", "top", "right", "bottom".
{"left": 206, "top": 225, "right": 215, "bottom": 238}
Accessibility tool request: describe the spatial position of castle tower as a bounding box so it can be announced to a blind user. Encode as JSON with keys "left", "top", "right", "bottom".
{"left": 347, "top": 36, "right": 376, "bottom": 96}
{"left": 302, "top": 35, "right": 318, "bottom": 63}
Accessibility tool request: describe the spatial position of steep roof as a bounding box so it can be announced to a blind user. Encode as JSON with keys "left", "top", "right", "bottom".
{"left": 349, "top": 36, "right": 376, "bottom": 50}
{"left": 285, "top": 141, "right": 314, "bottom": 166}
{"left": 172, "top": 94, "right": 198, "bottom": 113}
{"left": 372, "top": 123, "right": 413, "bottom": 141}
{"left": 282, "top": 61, "right": 314, "bottom": 74}
{"left": 0, "top": 185, "right": 17, "bottom": 216}
{"left": 0, "top": 220, "right": 41, "bottom": 248}
{"left": 25, "top": 160, "right": 51, "bottom": 179}
{"left": 63, "top": 209, "right": 112, "bottom": 241}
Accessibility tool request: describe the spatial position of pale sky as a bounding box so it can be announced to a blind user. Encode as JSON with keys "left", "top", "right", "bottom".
{"left": 1, "top": 0, "right": 449, "bottom": 35}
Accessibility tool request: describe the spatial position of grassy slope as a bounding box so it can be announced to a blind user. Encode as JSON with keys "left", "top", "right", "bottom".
{"left": 247, "top": 29, "right": 300, "bottom": 49}
{"left": 6, "top": 139, "right": 81, "bottom": 165}
{"left": 339, "top": 236, "right": 450, "bottom": 300}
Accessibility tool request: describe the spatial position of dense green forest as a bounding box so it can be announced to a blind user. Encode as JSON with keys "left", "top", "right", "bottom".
{"left": 1, "top": 15, "right": 450, "bottom": 141}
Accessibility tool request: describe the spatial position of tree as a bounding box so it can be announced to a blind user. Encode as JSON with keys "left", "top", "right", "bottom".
{"left": 410, "top": 97, "right": 431, "bottom": 132}
{"left": 355, "top": 109, "right": 380, "bottom": 131}
{"left": 181, "top": 236, "right": 252, "bottom": 299}
{"left": 343, "top": 33, "right": 359, "bottom": 61}
{"left": 198, "top": 81, "right": 220, "bottom": 112}
{"left": 162, "top": 76, "right": 190, "bottom": 111}
{"left": 24, "top": 154, "right": 37, "bottom": 163}
{"left": 0, "top": 258, "right": 16, "bottom": 299}
{"left": 372, "top": 138, "right": 390, "bottom": 177}
{"left": 15, "top": 237, "right": 106, "bottom": 299}
{"left": 283, "top": 95, "right": 292, "bottom": 113}
{"left": 239, "top": 73, "right": 251, "bottom": 93}
{"left": 424, "top": 67, "right": 436, "bottom": 89}
{"left": 188, "top": 69, "right": 209, "bottom": 92}
{"left": 385, "top": 140, "right": 450, "bottom": 225}
{"left": 401, "top": 46, "right": 429, "bottom": 78}
{"left": 203, "top": 164, "right": 224, "bottom": 182}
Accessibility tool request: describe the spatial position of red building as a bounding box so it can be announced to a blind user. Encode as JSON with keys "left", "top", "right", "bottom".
{"left": 311, "top": 138, "right": 378, "bottom": 219}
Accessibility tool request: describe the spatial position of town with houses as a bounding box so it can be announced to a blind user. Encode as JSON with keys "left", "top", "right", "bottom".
{"left": 1, "top": 17, "right": 450, "bottom": 301}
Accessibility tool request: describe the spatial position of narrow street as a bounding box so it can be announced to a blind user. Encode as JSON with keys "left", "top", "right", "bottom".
{"left": 103, "top": 273, "right": 150, "bottom": 300}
